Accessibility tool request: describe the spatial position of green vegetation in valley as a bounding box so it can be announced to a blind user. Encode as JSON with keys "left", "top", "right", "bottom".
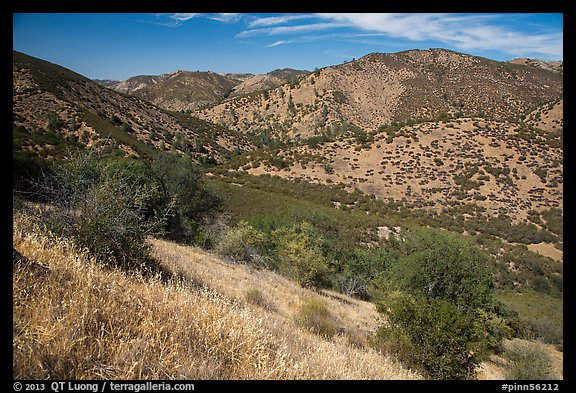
{"left": 370, "top": 228, "right": 511, "bottom": 379}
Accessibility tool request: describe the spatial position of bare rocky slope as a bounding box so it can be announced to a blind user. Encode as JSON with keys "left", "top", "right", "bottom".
{"left": 508, "top": 58, "right": 563, "bottom": 74}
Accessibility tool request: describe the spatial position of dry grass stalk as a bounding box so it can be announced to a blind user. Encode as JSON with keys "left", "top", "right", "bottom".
{"left": 13, "top": 212, "right": 420, "bottom": 380}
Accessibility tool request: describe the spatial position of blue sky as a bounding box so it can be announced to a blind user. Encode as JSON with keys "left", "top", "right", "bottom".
{"left": 13, "top": 13, "right": 563, "bottom": 81}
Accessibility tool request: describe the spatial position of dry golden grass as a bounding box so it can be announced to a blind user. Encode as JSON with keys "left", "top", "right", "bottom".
{"left": 13, "top": 211, "right": 420, "bottom": 380}
{"left": 477, "top": 339, "right": 563, "bottom": 380}
{"left": 151, "top": 238, "right": 382, "bottom": 343}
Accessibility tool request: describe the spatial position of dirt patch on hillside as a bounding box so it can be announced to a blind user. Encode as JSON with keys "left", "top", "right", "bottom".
{"left": 527, "top": 242, "right": 563, "bottom": 262}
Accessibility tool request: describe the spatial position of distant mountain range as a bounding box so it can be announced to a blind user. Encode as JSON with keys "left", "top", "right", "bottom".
{"left": 95, "top": 68, "right": 310, "bottom": 112}
{"left": 13, "top": 51, "right": 252, "bottom": 163}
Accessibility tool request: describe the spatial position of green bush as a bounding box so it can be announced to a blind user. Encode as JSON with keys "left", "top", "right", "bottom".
{"left": 13, "top": 149, "right": 51, "bottom": 191}
{"left": 371, "top": 228, "right": 508, "bottom": 379}
{"left": 152, "top": 152, "right": 221, "bottom": 242}
{"left": 376, "top": 294, "right": 493, "bottom": 380}
{"left": 389, "top": 228, "right": 494, "bottom": 309}
{"left": 36, "top": 152, "right": 167, "bottom": 271}
{"left": 375, "top": 296, "right": 511, "bottom": 380}
{"left": 215, "top": 221, "right": 268, "bottom": 265}
{"left": 339, "top": 247, "right": 399, "bottom": 299}
{"left": 273, "top": 222, "right": 331, "bottom": 289}
{"left": 33, "top": 149, "right": 223, "bottom": 271}
{"left": 295, "top": 297, "right": 338, "bottom": 338}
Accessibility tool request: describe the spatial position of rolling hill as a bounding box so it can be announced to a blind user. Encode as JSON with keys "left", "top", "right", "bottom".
{"left": 12, "top": 48, "right": 564, "bottom": 380}
{"left": 195, "top": 49, "right": 563, "bottom": 140}
{"left": 227, "top": 116, "right": 562, "bottom": 224}
{"left": 13, "top": 51, "right": 252, "bottom": 162}
{"left": 101, "top": 68, "right": 309, "bottom": 113}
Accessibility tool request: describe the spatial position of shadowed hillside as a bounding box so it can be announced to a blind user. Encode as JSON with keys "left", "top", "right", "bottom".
{"left": 13, "top": 51, "right": 252, "bottom": 163}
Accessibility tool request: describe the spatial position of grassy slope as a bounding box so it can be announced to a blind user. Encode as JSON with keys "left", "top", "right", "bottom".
{"left": 13, "top": 211, "right": 420, "bottom": 380}
{"left": 496, "top": 291, "right": 563, "bottom": 329}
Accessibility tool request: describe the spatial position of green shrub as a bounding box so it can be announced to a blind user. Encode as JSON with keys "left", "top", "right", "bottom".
{"left": 339, "top": 247, "right": 399, "bottom": 299}
{"left": 215, "top": 221, "right": 268, "bottom": 265}
{"left": 376, "top": 294, "right": 492, "bottom": 380}
{"left": 295, "top": 297, "right": 338, "bottom": 338}
{"left": 273, "top": 222, "right": 331, "bottom": 289}
{"left": 152, "top": 152, "right": 221, "bottom": 242}
{"left": 371, "top": 228, "right": 508, "bottom": 379}
{"left": 35, "top": 151, "right": 167, "bottom": 271}
{"left": 13, "top": 150, "right": 51, "bottom": 191}
{"left": 389, "top": 228, "right": 494, "bottom": 309}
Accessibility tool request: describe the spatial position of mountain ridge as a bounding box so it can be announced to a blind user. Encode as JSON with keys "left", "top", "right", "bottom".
{"left": 195, "top": 49, "right": 562, "bottom": 140}
{"left": 13, "top": 50, "right": 253, "bottom": 162}
{"left": 100, "top": 67, "right": 310, "bottom": 112}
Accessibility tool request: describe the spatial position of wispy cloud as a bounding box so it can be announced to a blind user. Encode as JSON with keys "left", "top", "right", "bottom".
{"left": 236, "top": 22, "right": 347, "bottom": 39}
{"left": 266, "top": 40, "right": 291, "bottom": 48}
{"left": 154, "top": 13, "right": 562, "bottom": 60}
{"left": 317, "top": 13, "right": 563, "bottom": 59}
{"left": 247, "top": 14, "right": 317, "bottom": 28}
{"left": 157, "top": 13, "right": 242, "bottom": 27}
{"left": 208, "top": 13, "right": 242, "bottom": 23}
{"left": 241, "top": 13, "right": 563, "bottom": 60}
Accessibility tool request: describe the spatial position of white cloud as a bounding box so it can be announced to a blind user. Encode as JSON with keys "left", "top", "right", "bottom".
{"left": 167, "top": 13, "right": 199, "bottom": 22}
{"left": 247, "top": 14, "right": 316, "bottom": 28}
{"left": 266, "top": 40, "right": 290, "bottom": 48}
{"left": 236, "top": 22, "right": 346, "bottom": 38}
{"left": 312, "top": 13, "right": 563, "bottom": 59}
{"left": 208, "top": 13, "right": 242, "bottom": 23}
{"left": 157, "top": 13, "right": 562, "bottom": 60}
{"left": 159, "top": 13, "right": 242, "bottom": 27}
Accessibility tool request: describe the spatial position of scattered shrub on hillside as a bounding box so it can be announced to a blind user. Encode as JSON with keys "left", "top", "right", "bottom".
{"left": 215, "top": 221, "right": 268, "bottom": 265}
{"left": 540, "top": 208, "right": 563, "bottom": 238}
{"left": 34, "top": 150, "right": 168, "bottom": 271}
{"left": 522, "top": 317, "right": 563, "bottom": 345}
{"left": 497, "top": 246, "right": 563, "bottom": 296}
{"left": 295, "top": 297, "right": 338, "bottom": 338}
{"left": 503, "top": 340, "right": 560, "bottom": 380}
